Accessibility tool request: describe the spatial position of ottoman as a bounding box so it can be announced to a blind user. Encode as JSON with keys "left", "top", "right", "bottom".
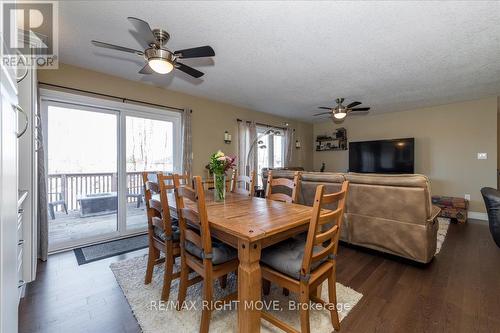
{"left": 431, "top": 195, "right": 469, "bottom": 224}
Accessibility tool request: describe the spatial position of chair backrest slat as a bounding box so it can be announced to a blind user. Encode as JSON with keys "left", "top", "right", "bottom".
{"left": 184, "top": 228, "right": 203, "bottom": 249}
{"left": 311, "top": 242, "right": 335, "bottom": 263}
{"left": 177, "top": 186, "right": 197, "bottom": 203}
{"left": 267, "top": 192, "right": 293, "bottom": 203}
{"left": 271, "top": 177, "right": 295, "bottom": 188}
{"left": 314, "top": 225, "right": 339, "bottom": 245}
{"left": 301, "top": 181, "right": 349, "bottom": 276}
{"left": 321, "top": 191, "right": 345, "bottom": 205}
{"left": 317, "top": 208, "right": 342, "bottom": 226}
{"left": 180, "top": 207, "right": 201, "bottom": 225}
{"left": 265, "top": 170, "right": 301, "bottom": 203}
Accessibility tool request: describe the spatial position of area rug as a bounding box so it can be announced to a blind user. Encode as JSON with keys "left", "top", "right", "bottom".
{"left": 74, "top": 234, "right": 148, "bottom": 265}
{"left": 110, "top": 255, "right": 363, "bottom": 332}
{"left": 436, "top": 217, "right": 450, "bottom": 255}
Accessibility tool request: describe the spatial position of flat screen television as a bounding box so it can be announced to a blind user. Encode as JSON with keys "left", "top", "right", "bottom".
{"left": 349, "top": 138, "right": 414, "bottom": 174}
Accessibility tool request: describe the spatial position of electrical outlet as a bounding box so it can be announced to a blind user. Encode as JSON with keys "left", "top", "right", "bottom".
{"left": 477, "top": 153, "right": 488, "bottom": 160}
{"left": 464, "top": 194, "right": 471, "bottom": 201}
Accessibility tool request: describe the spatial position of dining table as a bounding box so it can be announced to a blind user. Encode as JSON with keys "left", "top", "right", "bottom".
{"left": 166, "top": 190, "right": 315, "bottom": 333}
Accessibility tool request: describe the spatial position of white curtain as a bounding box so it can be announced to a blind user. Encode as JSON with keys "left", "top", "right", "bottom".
{"left": 181, "top": 108, "right": 193, "bottom": 176}
{"left": 284, "top": 128, "right": 294, "bottom": 167}
{"left": 249, "top": 122, "right": 257, "bottom": 174}
{"left": 237, "top": 120, "right": 257, "bottom": 176}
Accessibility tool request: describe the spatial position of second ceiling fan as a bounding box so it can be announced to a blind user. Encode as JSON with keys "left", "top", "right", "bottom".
{"left": 314, "top": 98, "right": 370, "bottom": 121}
{"left": 91, "top": 17, "right": 215, "bottom": 78}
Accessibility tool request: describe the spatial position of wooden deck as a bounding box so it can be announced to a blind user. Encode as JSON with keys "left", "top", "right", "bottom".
{"left": 48, "top": 203, "right": 147, "bottom": 249}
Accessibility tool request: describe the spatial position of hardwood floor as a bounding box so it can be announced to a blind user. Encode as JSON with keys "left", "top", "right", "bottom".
{"left": 19, "top": 220, "right": 500, "bottom": 333}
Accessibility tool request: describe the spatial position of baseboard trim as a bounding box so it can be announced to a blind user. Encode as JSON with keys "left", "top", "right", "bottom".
{"left": 468, "top": 211, "right": 488, "bottom": 221}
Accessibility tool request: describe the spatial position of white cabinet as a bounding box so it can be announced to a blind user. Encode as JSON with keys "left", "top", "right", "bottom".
{"left": 17, "top": 33, "right": 39, "bottom": 284}
{"left": 0, "top": 50, "right": 20, "bottom": 333}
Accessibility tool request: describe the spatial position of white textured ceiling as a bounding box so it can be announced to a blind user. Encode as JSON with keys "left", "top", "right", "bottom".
{"left": 57, "top": 1, "right": 500, "bottom": 122}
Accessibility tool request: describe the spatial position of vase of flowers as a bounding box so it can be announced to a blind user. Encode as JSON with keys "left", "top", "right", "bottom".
{"left": 208, "top": 151, "right": 236, "bottom": 202}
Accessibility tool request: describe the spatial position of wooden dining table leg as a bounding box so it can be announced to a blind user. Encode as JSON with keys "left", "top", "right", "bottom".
{"left": 238, "top": 239, "right": 262, "bottom": 333}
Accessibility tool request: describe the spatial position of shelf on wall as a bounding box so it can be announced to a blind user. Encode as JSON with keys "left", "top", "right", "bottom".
{"left": 316, "top": 127, "right": 348, "bottom": 151}
{"left": 316, "top": 137, "right": 344, "bottom": 142}
{"left": 315, "top": 148, "right": 348, "bottom": 151}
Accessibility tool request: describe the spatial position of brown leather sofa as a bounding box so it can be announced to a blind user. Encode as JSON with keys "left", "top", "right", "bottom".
{"left": 262, "top": 170, "right": 441, "bottom": 263}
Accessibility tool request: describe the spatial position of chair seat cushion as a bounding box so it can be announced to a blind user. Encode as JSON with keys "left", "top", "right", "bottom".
{"left": 185, "top": 240, "right": 237, "bottom": 265}
{"left": 153, "top": 223, "right": 180, "bottom": 242}
{"left": 261, "top": 238, "right": 329, "bottom": 280}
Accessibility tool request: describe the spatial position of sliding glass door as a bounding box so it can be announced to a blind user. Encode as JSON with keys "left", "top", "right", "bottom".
{"left": 42, "top": 92, "right": 181, "bottom": 252}
{"left": 46, "top": 103, "right": 119, "bottom": 250}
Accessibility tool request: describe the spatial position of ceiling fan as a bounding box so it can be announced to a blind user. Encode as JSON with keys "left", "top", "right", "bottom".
{"left": 313, "top": 98, "right": 371, "bottom": 121}
{"left": 91, "top": 17, "right": 215, "bottom": 78}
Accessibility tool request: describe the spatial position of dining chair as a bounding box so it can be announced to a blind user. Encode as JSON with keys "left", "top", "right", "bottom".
{"left": 173, "top": 175, "right": 239, "bottom": 333}
{"left": 142, "top": 172, "right": 181, "bottom": 301}
{"left": 230, "top": 169, "right": 256, "bottom": 197}
{"left": 260, "top": 181, "right": 349, "bottom": 333}
{"left": 203, "top": 175, "right": 233, "bottom": 192}
{"left": 264, "top": 170, "right": 302, "bottom": 295}
{"left": 265, "top": 170, "right": 301, "bottom": 203}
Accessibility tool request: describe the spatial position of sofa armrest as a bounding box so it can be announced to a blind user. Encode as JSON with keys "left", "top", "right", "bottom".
{"left": 427, "top": 205, "right": 441, "bottom": 223}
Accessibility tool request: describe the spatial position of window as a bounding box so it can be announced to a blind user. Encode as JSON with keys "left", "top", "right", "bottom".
{"left": 257, "top": 127, "right": 285, "bottom": 186}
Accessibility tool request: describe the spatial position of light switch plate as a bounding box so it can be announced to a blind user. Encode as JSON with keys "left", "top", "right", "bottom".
{"left": 477, "top": 153, "right": 488, "bottom": 160}
{"left": 464, "top": 194, "right": 471, "bottom": 201}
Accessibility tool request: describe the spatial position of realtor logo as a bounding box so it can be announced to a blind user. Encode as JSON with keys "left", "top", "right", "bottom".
{"left": 2, "top": 1, "right": 58, "bottom": 69}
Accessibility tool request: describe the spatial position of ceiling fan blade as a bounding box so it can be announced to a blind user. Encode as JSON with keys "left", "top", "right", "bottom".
{"left": 174, "top": 46, "right": 215, "bottom": 59}
{"left": 318, "top": 106, "right": 333, "bottom": 110}
{"left": 313, "top": 111, "right": 332, "bottom": 116}
{"left": 350, "top": 107, "right": 370, "bottom": 111}
{"left": 127, "top": 17, "right": 157, "bottom": 46}
{"left": 347, "top": 101, "right": 362, "bottom": 108}
{"left": 91, "top": 40, "right": 143, "bottom": 56}
{"left": 138, "top": 63, "right": 154, "bottom": 74}
{"left": 175, "top": 62, "right": 204, "bottom": 78}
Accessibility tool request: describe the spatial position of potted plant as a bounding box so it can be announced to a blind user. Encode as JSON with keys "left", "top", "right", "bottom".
{"left": 208, "top": 151, "right": 236, "bottom": 202}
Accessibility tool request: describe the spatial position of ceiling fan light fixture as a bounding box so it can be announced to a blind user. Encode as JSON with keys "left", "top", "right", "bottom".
{"left": 334, "top": 111, "right": 347, "bottom": 120}
{"left": 148, "top": 58, "right": 174, "bottom": 74}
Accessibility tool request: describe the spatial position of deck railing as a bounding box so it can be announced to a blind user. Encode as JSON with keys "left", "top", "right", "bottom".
{"left": 47, "top": 171, "right": 149, "bottom": 211}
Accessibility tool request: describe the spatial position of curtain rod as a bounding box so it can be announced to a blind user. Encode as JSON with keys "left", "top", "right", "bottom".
{"left": 38, "top": 82, "right": 187, "bottom": 112}
{"left": 236, "top": 118, "right": 293, "bottom": 131}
